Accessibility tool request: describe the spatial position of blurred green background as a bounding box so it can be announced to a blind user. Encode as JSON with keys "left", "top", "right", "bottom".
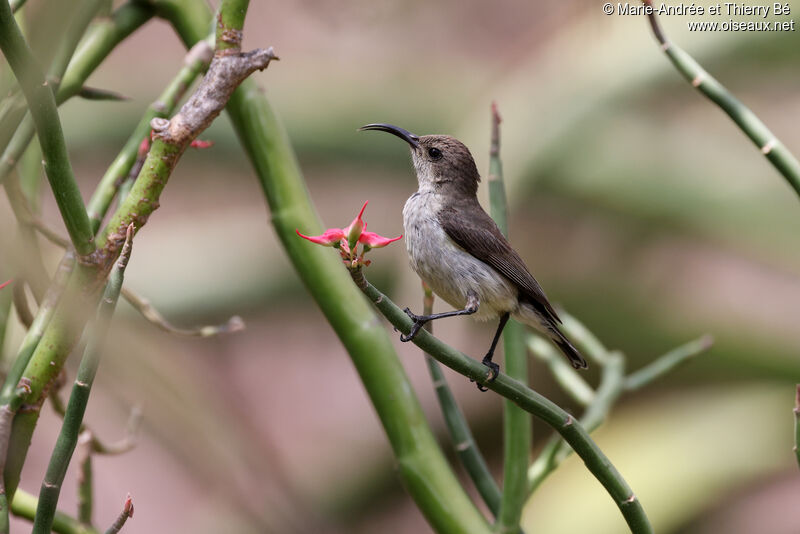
{"left": 1, "top": 1, "right": 799, "bottom": 532}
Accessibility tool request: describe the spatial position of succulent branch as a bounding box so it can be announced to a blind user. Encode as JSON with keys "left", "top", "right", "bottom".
{"left": 32, "top": 225, "right": 134, "bottom": 534}
{"left": 642, "top": 0, "right": 800, "bottom": 197}
{"left": 528, "top": 319, "right": 712, "bottom": 493}
{"left": 422, "top": 284, "right": 502, "bottom": 517}
{"left": 86, "top": 39, "right": 213, "bottom": 231}
{"left": 350, "top": 268, "right": 653, "bottom": 533}
{"left": 0, "top": 0, "right": 95, "bottom": 256}
{"left": 11, "top": 489, "right": 97, "bottom": 534}
{"left": 215, "top": 0, "right": 249, "bottom": 52}
{"left": 0, "top": 378, "right": 31, "bottom": 534}
{"left": 489, "top": 103, "right": 530, "bottom": 534}
{"left": 0, "top": 1, "right": 154, "bottom": 188}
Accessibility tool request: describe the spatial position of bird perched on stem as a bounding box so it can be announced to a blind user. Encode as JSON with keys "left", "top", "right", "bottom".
{"left": 359, "top": 123, "right": 587, "bottom": 389}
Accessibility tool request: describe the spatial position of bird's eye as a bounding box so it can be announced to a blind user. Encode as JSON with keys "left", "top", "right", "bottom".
{"left": 428, "top": 147, "right": 443, "bottom": 160}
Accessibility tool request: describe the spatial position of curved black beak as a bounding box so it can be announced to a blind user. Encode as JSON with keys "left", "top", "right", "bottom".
{"left": 358, "top": 123, "right": 420, "bottom": 149}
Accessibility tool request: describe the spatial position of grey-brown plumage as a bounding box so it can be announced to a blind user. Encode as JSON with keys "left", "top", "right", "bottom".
{"left": 359, "top": 123, "right": 587, "bottom": 386}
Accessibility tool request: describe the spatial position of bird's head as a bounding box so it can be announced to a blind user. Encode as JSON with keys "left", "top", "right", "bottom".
{"left": 359, "top": 123, "right": 480, "bottom": 197}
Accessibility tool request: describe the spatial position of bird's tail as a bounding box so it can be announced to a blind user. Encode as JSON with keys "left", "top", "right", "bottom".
{"left": 516, "top": 304, "right": 588, "bottom": 369}
{"left": 549, "top": 327, "right": 588, "bottom": 370}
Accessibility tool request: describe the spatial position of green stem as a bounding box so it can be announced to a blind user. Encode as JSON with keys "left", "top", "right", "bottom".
{"left": 794, "top": 385, "right": 800, "bottom": 470}
{"left": 0, "top": 2, "right": 154, "bottom": 188}
{"left": 488, "top": 103, "right": 529, "bottom": 534}
{"left": 32, "top": 227, "right": 132, "bottom": 534}
{"left": 0, "top": 254, "right": 74, "bottom": 405}
{"left": 11, "top": 489, "right": 97, "bottom": 534}
{"left": 216, "top": 0, "right": 249, "bottom": 51}
{"left": 0, "top": 378, "right": 31, "bottom": 534}
{"left": 76, "top": 432, "right": 93, "bottom": 524}
{"left": 624, "top": 335, "right": 713, "bottom": 392}
{"left": 423, "top": 286, "right": 502, "bottom": 518}
{"left": 527, "top": 352, "right": 624, "bottom": 494}
{"left": 86, "top": 39, "right": 213, "bottom": 232}
{"left": 352, "top": 270, "right": 652, "bottom": 533}
{"left": 48, "top": 0, "right": 108, "bottom": 89}
{"left": 0, "top": 1, "right": 94, "bottom": 256}
{"left": 644, "top": 3, "right": 800, "bottom": 198}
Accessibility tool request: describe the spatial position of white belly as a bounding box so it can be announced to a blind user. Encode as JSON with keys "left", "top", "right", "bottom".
{"left": 402, "top": 191, "right": 518, "bottom": 321}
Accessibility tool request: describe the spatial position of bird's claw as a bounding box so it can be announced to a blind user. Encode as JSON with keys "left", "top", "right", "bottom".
{"left": 402, "top": 307, "right": 421, "bottom": 322}
{"left": 400, "top": 320, "right": 425, "bottom": 342}
{"left": 400, "top": 308, "right": 426, "bottom": 342}
{"left": 471, "top": 357, "right": 500, "bottom": 392}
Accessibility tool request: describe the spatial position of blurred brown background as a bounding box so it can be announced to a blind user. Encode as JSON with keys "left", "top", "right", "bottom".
{"left": 1, "top": 1, "right": 800, "bottom": 532}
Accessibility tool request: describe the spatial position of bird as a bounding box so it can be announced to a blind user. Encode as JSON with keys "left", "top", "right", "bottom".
{"left": 359, "top": 123, "right": 587, "bottom": 389}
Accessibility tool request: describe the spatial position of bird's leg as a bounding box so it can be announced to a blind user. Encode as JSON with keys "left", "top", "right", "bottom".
{"left": 474, "top": 312, "right": 509, "bottom": 392}
{"left": 400, "top": 291, "right": 479, "bottom": 342}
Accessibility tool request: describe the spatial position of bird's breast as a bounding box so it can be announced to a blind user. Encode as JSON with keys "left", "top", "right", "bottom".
{"left": 402, "top": 192, "right": 517, "bottom": 320}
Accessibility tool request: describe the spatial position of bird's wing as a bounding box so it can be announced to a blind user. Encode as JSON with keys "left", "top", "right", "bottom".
{"left": 437, "top": 203, "right": 562, "bottom": 324}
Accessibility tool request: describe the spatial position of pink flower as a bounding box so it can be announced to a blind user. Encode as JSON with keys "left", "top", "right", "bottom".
{"left": 0, "top": 280, "right": 9, "bottom": 291}
{"left": 295, "top": 228, "right": 346, "bottom": 247}
{"left": 345, "top": 201, "right": 368, "bottom": 249}
{"left": 359, "top": 231, "right": 402, "bottom": 249}
{"left": 295, "top": 201, "right": 402, "bottom": 268}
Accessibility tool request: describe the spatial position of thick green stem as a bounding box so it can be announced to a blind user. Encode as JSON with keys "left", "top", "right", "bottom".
{"left": 644, "top": 3, "right": 800, "bottom": 198}
{"left": 0, "top": 1, "right": 94, "bottom": 256}
{"left": 32, "top": 227, "right": 132, "bottom": 534}
{"left": 216, "top": 0, "right": 249, "bottom": 52}
{"left": 0, "top": 2, "right": 154, "bottom": 187}
{"left": 86, "top": 40, "right": 212, "bottom": 232}
{"left": 423, "top": 285, "right": 502, "bottom": 518}
{"left": 352, "top": 271, "right": 653, "bottom": 533}
{"left": 488, "top": 104, "right": 529, "bottom": 534}
{"left": 11, "top": 489, "right": 97, "bottom": 534}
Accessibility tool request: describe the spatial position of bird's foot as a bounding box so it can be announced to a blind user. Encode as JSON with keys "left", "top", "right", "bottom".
{"left": 400, "top": 308, "right": 427, "bottom": 342}
{"left": 471, "top": 356, "right": 500, "bottom": 392}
